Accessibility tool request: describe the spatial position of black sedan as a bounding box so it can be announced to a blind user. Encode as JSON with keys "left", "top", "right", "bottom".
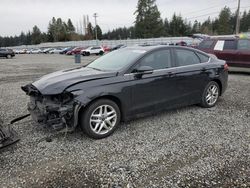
{"left": 22, "top": 46, "right": 228, "bottom": 139}
{"left": 0, "top": 48, "right": 15, "bottom": 58}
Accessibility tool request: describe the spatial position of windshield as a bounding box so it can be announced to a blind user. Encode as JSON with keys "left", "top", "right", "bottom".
{"left": 87, "top": 48, "right": 146, "bottom": 71}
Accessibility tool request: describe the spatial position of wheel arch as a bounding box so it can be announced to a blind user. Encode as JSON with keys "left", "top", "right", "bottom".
{"left": 211, "top": 79, "right": 222, "bottom": 96}
{"left": 78, "top": 95, "right": 124, "bottom": 122}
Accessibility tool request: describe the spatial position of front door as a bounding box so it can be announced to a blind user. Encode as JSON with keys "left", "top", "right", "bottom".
{"left": 128, "top": 48, "right": 178, "bottom": 115}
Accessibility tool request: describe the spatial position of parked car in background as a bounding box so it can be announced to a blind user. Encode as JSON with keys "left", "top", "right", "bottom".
{"left": 14, "top": 49, "right": 27, "bottom": 54}
{"left": 59, "top": 47, "right": 74, "bottom": 54}
{"left": 0, "top": 48, "right": 15, "bottom": 58}
{"left": 197, "top": 37, "right": 250, "bottom": 68}
{"left": 102, "top": 45, "right": 111, "bottom": 52}
{"left": 42, "top": 48, "right": 53, "bottom": 54}
{"left": 49, "top": 48, "right": 63, "bottom": 54}
{"left": 176, "top": 41, "right": 187, "bottom": 46}
{"left": 30, "top": 49, "right": 42, "bottom": 54}
{"left": 22, "top": 46, "right": 228, "bottom": 139}
{"left": 111, "top": 44, "right": 126, "bottom": 51}
{"left": 81, "top": 46, "right": 104, "bottom": 56}
{"left": 66, "top": 47, "right": 85, "bottom": 55}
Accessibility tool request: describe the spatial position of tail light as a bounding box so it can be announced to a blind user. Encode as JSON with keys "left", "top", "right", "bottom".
{"left": 224, "top": 63, "right": 229, "bottom": 71}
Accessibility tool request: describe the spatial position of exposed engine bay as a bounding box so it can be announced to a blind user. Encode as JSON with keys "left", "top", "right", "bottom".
{"left": 22, "top": 84, "right": 81, "bottom": 132}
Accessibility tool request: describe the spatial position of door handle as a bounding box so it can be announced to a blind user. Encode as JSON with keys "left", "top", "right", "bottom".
{"left": 201, "top": 67, "right": 206, "bottom": 72}
{"left": 167, "top": 72, "right": 176, "bottom": 77}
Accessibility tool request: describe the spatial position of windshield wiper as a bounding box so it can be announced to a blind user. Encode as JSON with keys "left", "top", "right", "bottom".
{"left": 88, "top": 67, "right": 103, "bottom": 71}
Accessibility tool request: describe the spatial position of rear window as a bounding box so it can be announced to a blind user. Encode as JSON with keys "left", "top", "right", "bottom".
{"left": 196, "top": 52, "right": 209, "bottom": 63}
{"left": 237, "top": 40, "right": 250, "bottom": 50}
{"left": 223, "top": 40, "right": 237, "bottom": 50}
{"left": 199, "top": 40, "right": 214, "bottom": 49}
{"left": 175, "top": 49, "right": 200, "bottom": 67}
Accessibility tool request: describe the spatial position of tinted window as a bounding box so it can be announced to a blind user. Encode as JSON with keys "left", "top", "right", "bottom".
{"left": 196, "top": 52, "right": 209, "bottom": 63}
{"left": 199, "top": 40, "right": 214, "bottom": 49}
{"left": 223, "top": 40, "right": 237, "bottom": 50}
{"left": 237, "top": 40, "right": 250, "bottom": 50}
{"left": 138, "top": 49, "right": 171, "bottom": 70}
{"left": 175, "top": 49, "right": 200, "bottom": 66}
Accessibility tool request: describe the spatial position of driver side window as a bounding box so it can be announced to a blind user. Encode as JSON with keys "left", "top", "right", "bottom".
{"left": 137, "top": 49, "right": 171, "bottom": 70}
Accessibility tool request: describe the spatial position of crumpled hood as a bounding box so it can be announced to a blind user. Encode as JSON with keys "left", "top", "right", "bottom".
{"left": 32, "top": 67, "right": 117, "bottom": 95}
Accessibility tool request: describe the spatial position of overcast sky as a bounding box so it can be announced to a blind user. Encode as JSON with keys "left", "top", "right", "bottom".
{"left": 0, "top": 0, "right": 250, "bottom": 36}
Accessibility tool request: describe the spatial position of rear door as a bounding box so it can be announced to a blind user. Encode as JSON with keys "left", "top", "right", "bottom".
{"left": 213, "top": 39, "right": 238, "bottom": 66}
{"left": 171, "top": 48, "right": 211, "bottom": 105}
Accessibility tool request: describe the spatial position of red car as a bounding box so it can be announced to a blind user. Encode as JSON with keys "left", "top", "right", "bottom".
{"left": 102, "top": 45, "right": 111, "bottom": 52}
{"left": 66, "top": 47, "right": 85, "bottom": 55}
{"left": 197, "top": 37, "right": 250, "bottom": 68}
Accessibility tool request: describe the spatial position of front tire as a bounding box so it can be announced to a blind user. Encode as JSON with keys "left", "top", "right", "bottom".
{"left": 80, "top": 99, "right": 121, "bottom": 139}
{"left": 6, "top": 54, "right": 11, "bottom": 59}
{"left": 200, "top": 81, "right": 220, "bottom": 108}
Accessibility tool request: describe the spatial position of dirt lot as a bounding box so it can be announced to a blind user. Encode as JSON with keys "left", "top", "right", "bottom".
{"left": 0, "top": 54, "right": 249, "bottom": 187}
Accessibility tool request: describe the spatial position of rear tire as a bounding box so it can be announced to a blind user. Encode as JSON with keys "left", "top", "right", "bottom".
{"left": 200, "top": 81, "right": 220, "bottom": 108}
{"left": 99, "top": 51, "right": 104, "bottom": 55}
{"left": 80, "top": 99, "right": 121, "bottom": 139}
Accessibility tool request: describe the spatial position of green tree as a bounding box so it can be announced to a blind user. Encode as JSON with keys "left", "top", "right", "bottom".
{"left": 169, "top": 14, "right": 187, "bottom": 36}
{"left": 47, "top": 17, "right": 56, "bottom": 42}
{"left": 31, "top": 25, "right": 42, "bottom": 44}
{"left": 200, "top": 17, "right": 213, "bottom": 35}
{"left": 67, "top": 19, "right": 75, "bottom": 33}
{"left": 164, "top": 18, "right": 170, "bottom": 36}
{"left": 134, "top": 0, "right": 164, "bottom": 38}
{"left": 94, "top": 25, "right": 102, "bottom": 39}
{"left": 85, "top": 23, "right": 94, "bottom": 39}
{"left": 240, "top": 10, "right": 250, "bottom": 32}
{"left": 217, "top": 7, "right": 233, "bottom": 34}
{"left": 192, "top": 20, "right": 201, "bottom": 33}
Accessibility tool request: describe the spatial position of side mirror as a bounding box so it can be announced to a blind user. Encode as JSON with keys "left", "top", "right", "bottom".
{"left": 134, "top": 66, "right": 153, "bottom": 78}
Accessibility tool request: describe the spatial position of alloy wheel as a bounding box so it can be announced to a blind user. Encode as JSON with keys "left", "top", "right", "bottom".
{"left": 205, "top": 84, "right": 219, "bottom": 106}
{"left": 89, "top": 105, "right": 117, "bottom": 135}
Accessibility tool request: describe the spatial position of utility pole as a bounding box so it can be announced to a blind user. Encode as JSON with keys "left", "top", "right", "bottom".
{"left": 93, "top": 13, "right": 98, "bottom": 44}
{"left": 235, "top": 0, "right": 241, "bottom": 35}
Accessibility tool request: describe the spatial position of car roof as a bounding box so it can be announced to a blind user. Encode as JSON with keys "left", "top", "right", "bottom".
{"left": 205, "top": 37, "right": 250, "bottom": 41}
{"left": 125, "top": 45, "right": 195, "bottom": 52}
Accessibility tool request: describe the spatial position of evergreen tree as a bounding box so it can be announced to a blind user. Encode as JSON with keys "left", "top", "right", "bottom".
{"left": 169, "top": 14, "right": 187, "bottom": 36}
{"left": 164, "top": 18, "right": 170, "bottom": 36}
{"left": 200, "top": 17, "right": 213, "bottom": 35}
{"left": 85, "top": 23, "right": 94, "bottom": 39}
{"left": 94, "top": 25, "right": 102, "bottom": 39}
{"left": 67, "top": 19, "right": 75, "bottom": 33}
{"left": 217, "top": 7, "right": 233, "bottom": 34}
{"left": 31, "top": 25, "right": 42, "bottom": 44}
{"left": 134, "top": 0, "right": 164, "bottom": 38}
{"left": 240, "top": 10, "right": 250, "bottom": 32}
{"left": 192, "top": 20, "right": 201, "bottom": 33}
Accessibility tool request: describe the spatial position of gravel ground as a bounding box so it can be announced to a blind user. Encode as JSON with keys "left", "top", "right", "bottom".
{"left": 0, "top": 54, "right": 249, "bottom": 188}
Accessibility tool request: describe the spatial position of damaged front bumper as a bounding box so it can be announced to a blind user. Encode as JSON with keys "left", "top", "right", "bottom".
{"left": 22, "top": 84, "right": 82, "bottom": 132}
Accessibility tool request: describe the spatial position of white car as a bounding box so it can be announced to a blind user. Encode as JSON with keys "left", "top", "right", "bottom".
{"left": 81, "top": 46, "right": 104, "bottom": 56}
{"left": 30, "top": 49, "right": 42, "bottom": 54}
{"left": 42, "top": 48, "right": 53, "bottom": 54}
{"left": 49, "top": 48, "right": 63, "bottom": 54}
